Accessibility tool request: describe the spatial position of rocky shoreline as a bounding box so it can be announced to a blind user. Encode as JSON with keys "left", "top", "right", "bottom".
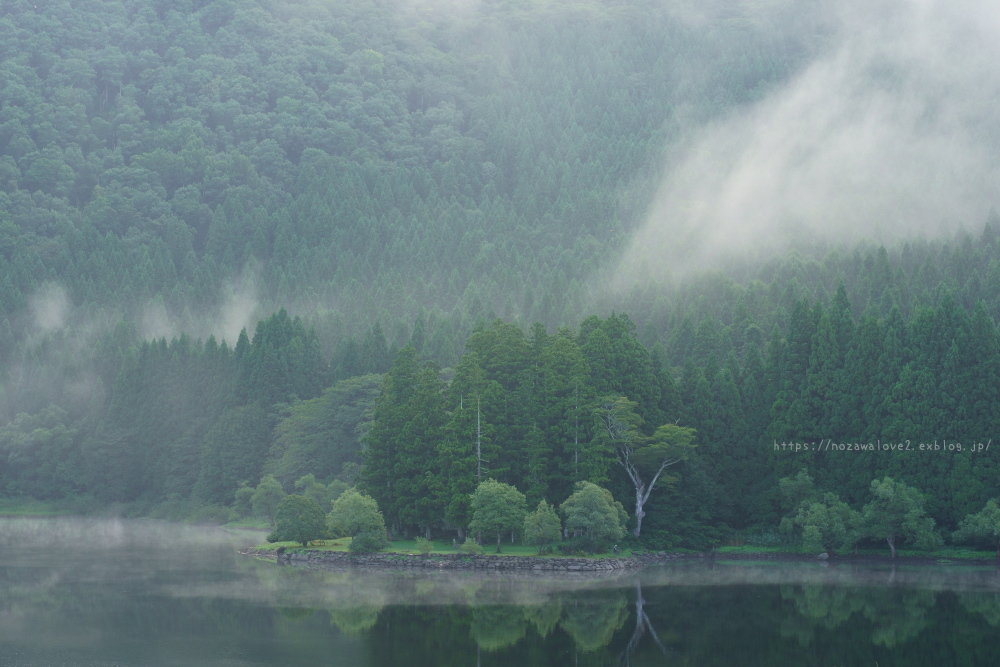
{"left": 241, "top": 547, "right": 701, "bottom": 571}
{"left": 242, "top": 546, "right": 1000, "bottom": 571}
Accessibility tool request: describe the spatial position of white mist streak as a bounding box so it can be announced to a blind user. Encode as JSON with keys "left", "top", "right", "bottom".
{"left": 617, "top": 0, "right": 1000, "bottom": 282}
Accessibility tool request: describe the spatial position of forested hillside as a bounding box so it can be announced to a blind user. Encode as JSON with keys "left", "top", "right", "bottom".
{"left": 2, "top": 0, "right": 999, "bottom": 551}
{"left": 0, "top": 0, "right": 819, "bottom": 419}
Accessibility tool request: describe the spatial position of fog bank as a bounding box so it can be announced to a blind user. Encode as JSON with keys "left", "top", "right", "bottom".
{"left": 617, "top": 0, "right": 1000, "bottom": 282}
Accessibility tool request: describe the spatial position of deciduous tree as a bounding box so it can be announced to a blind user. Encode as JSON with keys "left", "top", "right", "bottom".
{"left": 862, "top": 477, "right": 940, "bottom": 558}
{"left": 468, "top": 479, "right": 526, "bottom": 553}
{"left": 595, "top": 397, "right": 696, "bottom": 536}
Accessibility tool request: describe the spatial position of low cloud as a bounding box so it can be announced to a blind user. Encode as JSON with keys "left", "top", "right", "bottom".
{"left": 214, "top": 272, "right": 260, "bottom": 343}
{"left": 616, "top": 0, "right": 1000, "bottom": 282}
{"left": 29, "top": 283, "right": 70, "bottom": 333}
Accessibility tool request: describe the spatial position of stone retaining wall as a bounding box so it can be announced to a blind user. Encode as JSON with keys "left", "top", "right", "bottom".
{"left": 242, "top": 547, "right": 696, "bottom": 571}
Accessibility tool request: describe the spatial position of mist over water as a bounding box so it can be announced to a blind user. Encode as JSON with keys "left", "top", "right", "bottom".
{"left": 617, "top": 0, "right": 1000, "bottom": 282}
{"left": 3, "top": 519, "right": 1000, "bottom": 666}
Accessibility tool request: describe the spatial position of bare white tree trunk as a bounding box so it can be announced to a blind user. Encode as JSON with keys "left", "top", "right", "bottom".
{"left": 573, "top": 385, "right": 579, "bottom": 478}
{"left": 598, "top": 398, "right": 684, "bottom": 538}
{"left": 634, "top": 486, "right": 646, "bottom": 537}
{"left": 476, "top": 396, "right": 482, "bottom": 483}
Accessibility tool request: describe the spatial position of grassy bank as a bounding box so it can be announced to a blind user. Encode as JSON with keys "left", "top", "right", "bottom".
{"left": 0, "top": 498, "right": 99, "bottom": 517}
{"left": 256, "top": 537, "right": 637, "bottom": 559}
{"left": 715, "top": 545, "right": 998, "bottom": 561}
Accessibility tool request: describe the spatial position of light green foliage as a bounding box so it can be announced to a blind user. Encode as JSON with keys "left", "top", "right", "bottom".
{"left": 294, "top": 474, "right": 332, "bottom": 512}
{"left": 267, "top": 495, "right": 329, "bottom": 547}
{"left": 327, "top": 480, "right": 349, "bottom": 504}
{"left": 559, "top": 593, "right": 629, "bottom": 653}
{"left": 560, "top": 482, "right": 627, "bottom": 545}
{"left": 637, "top": 424, "right": 697, "bottom": 472}
{"left": 789, "top": 493, "right": 862, "bottom": 555}
{"left": 468, "top": 479, "right": 527, "bottom": 553}
{"left": 251, "top": 475, "right": 286, "bottom": 527}
{"left": 862, "top": 477, "right": 941, "bottom": 558}
{"left": 233, "top": 483, "right": 254, "bottom": 519}
{"left": 954, "top": 499, "right": 1000, "bottom": 557}
{"left": 778, "top": 469, "right": 861, "bottom": 555}
{"left": 470, "top": 607, "right": 527, "bottom": 651}
{"left": 524, "top": 601, "right": 562, "bottom": 638}
{"left": 460, "top": 537, "right": 484, "bottom": 555}
{"left": 329, "top": 489, "right": 387, "bottom": 538}
{"left": 524, "top": 500, "right": 563, "bottom": 553}
{"left": 329, "top": 604, "right": 384, "bottom": 635}
{"left": 414, "top": 537, "right": 434, "bottom": 554}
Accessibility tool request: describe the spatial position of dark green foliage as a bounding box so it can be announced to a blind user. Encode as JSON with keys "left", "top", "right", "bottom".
{"left": 266, "top": 374, "right": 380, "bottom": 487}
{"left": 267, "top": 494, "right": 329, "bottom": 547}
{"left": 194, "top": 403, "right": 271, "bottom": 505}
{"left": 233, "top": 483, "right": 253, "bottom": 519}
{"left": 0, "top": 0, "right": 818, "bottom": 428}
{"left": 359, "top": 347, "right": 446, "bottom": 533}
{"left": 1, "top": 0, "right": 1000, "bottom": 554}
{"left": 954, "top": 499, "right": 1000, "bottom": 557}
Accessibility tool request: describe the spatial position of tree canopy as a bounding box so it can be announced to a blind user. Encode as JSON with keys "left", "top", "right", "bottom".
{"left": 468, "top": 479, "right": 527, "bottom": 553}
{"left": 267, "top": 494, "right": 328, "bottom": 547}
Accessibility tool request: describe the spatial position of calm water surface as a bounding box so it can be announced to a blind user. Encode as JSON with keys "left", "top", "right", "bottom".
{"left": 2, "top": 518, "right": 1000, "bottom": 665}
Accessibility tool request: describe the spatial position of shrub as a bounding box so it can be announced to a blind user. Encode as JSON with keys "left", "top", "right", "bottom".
{"left": 415, "top": 536, "right": 434, "bottom": 553}
{"left": 460, "top": 537, "right": 484, "bottom": 555}
{"left": 557, "top": 536, "right": 604, "bottom": 555}
{"left": 350, "top": 529, "right": 389, "bottom": 553}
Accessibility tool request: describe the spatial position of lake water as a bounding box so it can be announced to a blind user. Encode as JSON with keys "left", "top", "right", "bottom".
{"left": 2, "top": 519, "right": 1000, "bottom": 665}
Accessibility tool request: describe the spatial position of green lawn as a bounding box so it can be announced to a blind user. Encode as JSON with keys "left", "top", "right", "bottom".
{"left": 717, "top": 545, "right": 810, "bottom": 555}
{"left": 262, "top": 537, "right": 354, "bottom": 551}
{"left": 0, "top": 499, "right": 77, "bottom": 517}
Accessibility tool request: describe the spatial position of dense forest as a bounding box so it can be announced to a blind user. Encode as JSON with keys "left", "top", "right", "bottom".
{"left": 1, "top": 0, "right": 999, "bottom": 551}
{"left": 0, "top": 0, "right": 825, "bottom": 421}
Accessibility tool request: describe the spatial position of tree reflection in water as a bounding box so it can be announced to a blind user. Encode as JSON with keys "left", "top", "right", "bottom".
{"left": 12, "top": 519, "right": 1000, "bottom": 667}
{"left": 779, "top": 583, "right": 936, "bottom": 648}
{"left": 620, "top": 579, "right": 672, "bottom": 666}
{"left": 470, "top": 606, "right": 527, "bottom": 651}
